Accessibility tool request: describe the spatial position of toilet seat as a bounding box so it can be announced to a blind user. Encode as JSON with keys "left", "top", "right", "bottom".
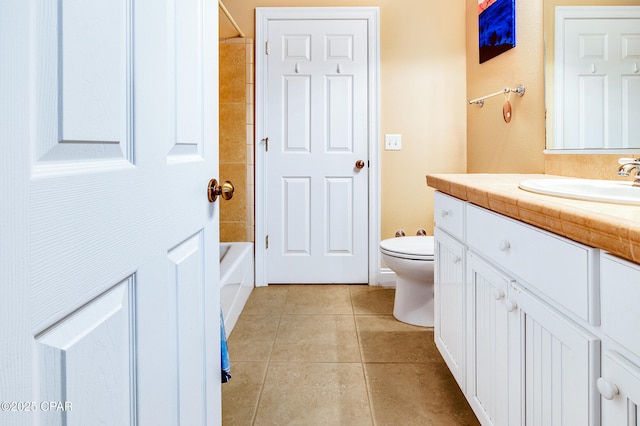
{"left": 379, "top": 236, "right": 434, "bottom": 261}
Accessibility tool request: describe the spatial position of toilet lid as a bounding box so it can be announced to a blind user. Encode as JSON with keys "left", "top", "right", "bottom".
{"left": 379, "top": 236, "right": 434, "bottom": 260}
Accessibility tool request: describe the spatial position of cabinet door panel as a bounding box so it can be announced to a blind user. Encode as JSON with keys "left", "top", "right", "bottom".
{"left": 510, "top": 283, "right": 600, "bottom": 426}
{"left": 467, "top": 254, "right": 511, "bottom": 426}
{"left": 601, "top": 253, "right": 640, "bottom": 355}
{"left": 434, "top": 227, "right": 466, "bottom": 390}
{"left": 600, "top": 351, "right": 640, "bottom": 426}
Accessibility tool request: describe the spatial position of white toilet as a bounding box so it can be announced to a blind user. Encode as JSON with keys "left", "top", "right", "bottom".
{"left": 379, "top": 236, "right": 435, "bottom": 327}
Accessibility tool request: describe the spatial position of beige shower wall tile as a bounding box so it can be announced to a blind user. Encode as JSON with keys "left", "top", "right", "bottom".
{"left": 246, "top": 42, "right": 254, "bottom": 64}
{"left": 245, "top": 123, "right": 254, "bottom": 146}
{"left": 219, "top": 103, "right": 246, "bottom": 163}
{"left": 246, "top": 83, "right": 254, "bottom": 104}
{"left": 220, "top": 163, "right": 247, "bottom": 221}
{"left": 219, "top": 43, "right": 246, "bottom": 102}
{"left": 246, "top": 103, "right": 254, "bottom": 125}
{"left": 246, "top": 144, "right": 254, "bottom": 165}
{"left": 220, "top": 222, "right": 246, "bottom": 242}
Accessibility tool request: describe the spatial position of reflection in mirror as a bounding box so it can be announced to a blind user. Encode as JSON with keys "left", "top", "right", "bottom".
{"left": 544, "top": 0, "right": 640, "bottom": 151}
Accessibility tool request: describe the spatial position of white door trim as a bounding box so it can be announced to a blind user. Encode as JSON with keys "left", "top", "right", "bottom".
{"left": 255, "top": 7, "right": 380, "bottom": 287}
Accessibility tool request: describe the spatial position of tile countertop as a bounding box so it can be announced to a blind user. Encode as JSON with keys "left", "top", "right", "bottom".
{"left": 426, "top": 174, "right": 640, "bottom": 265}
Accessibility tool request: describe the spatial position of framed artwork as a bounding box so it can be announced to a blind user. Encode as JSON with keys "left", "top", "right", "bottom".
{"left": 478, "top": 0, "right": 516, "bottom": 63}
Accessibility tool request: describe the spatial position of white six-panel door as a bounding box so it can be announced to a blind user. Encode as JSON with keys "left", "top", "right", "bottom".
{"left": 1, "top": 1, "right": 221, "bottom": 425}
{"left": 265, "top": 17, "right": 370, "bottom": 284}
{"left": 555, "top": 7, "right": 640, "bottom": 149}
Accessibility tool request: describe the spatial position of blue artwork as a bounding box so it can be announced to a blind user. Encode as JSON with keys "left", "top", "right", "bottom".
{"left": 478, "top": 0, "right": 516, "bottom": 63}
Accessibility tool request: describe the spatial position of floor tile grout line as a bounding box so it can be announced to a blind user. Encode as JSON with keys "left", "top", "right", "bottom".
{"left": 351, "top": 290, "right": 378, "bottom": 426}
{"left": 352, "top": 286, "right": 384, "bottom": 425}
{"left": 250, "top": 288, "right": 288, "bottom": 425}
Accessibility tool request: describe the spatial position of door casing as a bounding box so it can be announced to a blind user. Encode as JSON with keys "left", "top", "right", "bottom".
{"left": 254, "top": 7, "right": 381, "bottom": 287}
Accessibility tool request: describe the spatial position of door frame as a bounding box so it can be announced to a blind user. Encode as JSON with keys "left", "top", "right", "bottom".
{"left": 255, "top": 7, "right": 380, "bottom": 287}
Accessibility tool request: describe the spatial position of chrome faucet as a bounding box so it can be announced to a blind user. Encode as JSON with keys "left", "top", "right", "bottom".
{"left": 617, "top": 157, "right": 640, "bottom": 186}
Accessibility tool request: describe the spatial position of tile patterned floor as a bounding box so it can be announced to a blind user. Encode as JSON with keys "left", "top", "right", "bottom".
{"left": 222, "top": 285, "right": 479, "bottom": 425}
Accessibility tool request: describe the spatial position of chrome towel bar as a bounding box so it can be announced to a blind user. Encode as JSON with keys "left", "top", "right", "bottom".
{"left": 468, "top": 84, "right": 525, "bottom": 107}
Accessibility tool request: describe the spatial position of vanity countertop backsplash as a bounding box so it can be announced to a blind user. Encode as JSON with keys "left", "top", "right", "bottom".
{"left": 427, "top": 173, "right": 640, "bottom": 264}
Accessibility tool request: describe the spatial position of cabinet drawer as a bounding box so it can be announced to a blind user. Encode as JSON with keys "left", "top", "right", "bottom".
{"left": 601, "top": 253, "right": 640, "bottom": 355}
{"left": 434, "top": 191, "right": 465, "bottom": 240}
{"left": 466, "top": 204, "right": 598, "bottom": 323}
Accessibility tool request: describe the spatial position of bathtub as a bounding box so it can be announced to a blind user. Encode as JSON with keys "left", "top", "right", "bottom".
{"left": 220, "top": 242, "right": 254, "bottom": 337}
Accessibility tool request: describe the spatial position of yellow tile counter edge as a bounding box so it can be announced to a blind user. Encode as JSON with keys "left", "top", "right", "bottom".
{"left": 426, "top": 174, "right": 640, "bottom": 264}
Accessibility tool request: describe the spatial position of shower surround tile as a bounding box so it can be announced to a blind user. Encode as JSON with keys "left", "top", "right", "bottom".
{"left": 220, "top": 37, "right": 254, "bottom": 243}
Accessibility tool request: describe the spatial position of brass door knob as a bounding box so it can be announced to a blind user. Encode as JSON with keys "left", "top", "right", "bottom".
{"left": 208, "top": 179, "right": 234, "bottom": 202}
{"left": 355, "top": 160, "right": 365, "bottom": 169}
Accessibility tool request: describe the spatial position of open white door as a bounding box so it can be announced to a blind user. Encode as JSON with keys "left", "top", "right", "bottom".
{"left": 1, "top": 1, "right": 221, "bottom": 425}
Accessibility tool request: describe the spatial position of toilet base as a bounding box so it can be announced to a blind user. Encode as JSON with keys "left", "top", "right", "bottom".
{"left": 393, "top": 276, "right": 434, "bottom": 327}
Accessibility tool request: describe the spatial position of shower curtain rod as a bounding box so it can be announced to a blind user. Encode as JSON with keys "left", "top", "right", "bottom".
{"left": 219, "top": 0, "right": 245, "bottom": 38}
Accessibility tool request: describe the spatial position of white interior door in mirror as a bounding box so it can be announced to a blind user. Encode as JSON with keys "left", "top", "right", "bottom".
{"left": 555, "top": 7, "right": 640, "bottom": 150}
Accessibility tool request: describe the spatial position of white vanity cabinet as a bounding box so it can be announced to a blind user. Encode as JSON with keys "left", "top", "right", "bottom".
{"left": 466, "top": 253, "right": 512, "bottom": 426}
{"left": 508, "top": 281, "right": 600, "bottom": 426}
{"left": 466, "top": 204, "right": 600, "bottom": 425}
{"left": 434, "top": 191, "right": 602, "bottom": 425}
{"left": 433, "top": 192, "right": 467, "bottom": 390}
{"left": 599, "top": 253, "right": 640, "bottom": 424}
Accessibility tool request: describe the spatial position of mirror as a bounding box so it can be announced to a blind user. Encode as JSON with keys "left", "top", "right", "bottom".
{"left": 544, "top": 0, "right": 640, "bottom": 151}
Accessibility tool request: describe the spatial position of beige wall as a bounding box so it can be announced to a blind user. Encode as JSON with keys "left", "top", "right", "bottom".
{"left": 219, "top": 0, "right": 467, "bottom": 239}
{"left": 465, "top": 0, "right": 546, "bottom": 173}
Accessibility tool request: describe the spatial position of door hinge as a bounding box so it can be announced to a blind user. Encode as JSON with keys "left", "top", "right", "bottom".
{"left": 265, "top": 235, "right": 269, "bottom": 249}
{"left": 262, "top": 137, "right": 269, "bottom": 151}
{"left": 265, "top": 41, "right": 270, "bottom": 55}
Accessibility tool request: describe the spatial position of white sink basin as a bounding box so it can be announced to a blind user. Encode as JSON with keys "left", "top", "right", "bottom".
{"left": 518, "top": 178, "right": 640, "bottom": 205}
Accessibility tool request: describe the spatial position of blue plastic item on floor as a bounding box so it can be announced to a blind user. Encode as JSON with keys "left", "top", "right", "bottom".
{"left": 221, "top": 309, "right": 231, "bottom": 383}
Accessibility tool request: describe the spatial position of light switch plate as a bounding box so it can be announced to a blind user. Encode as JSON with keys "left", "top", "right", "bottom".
{"left": 385, "top": 134, "right": 402, "bottom": 151}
